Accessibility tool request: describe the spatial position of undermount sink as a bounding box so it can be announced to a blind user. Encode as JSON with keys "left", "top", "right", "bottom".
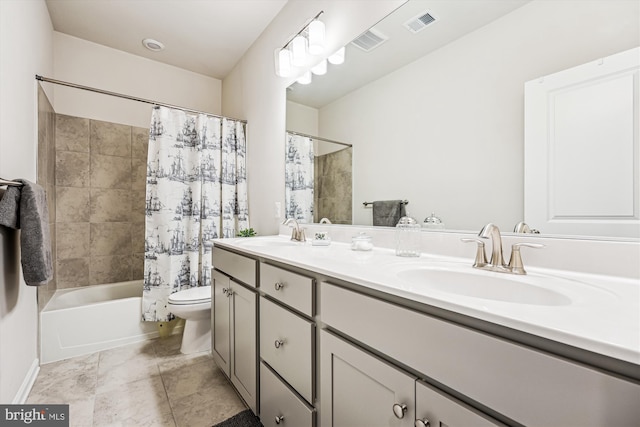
{"left": 395, "top": 267, "right": 573, "bottom": 306}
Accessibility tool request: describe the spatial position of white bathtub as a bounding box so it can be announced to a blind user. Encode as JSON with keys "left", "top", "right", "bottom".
{"left": 40, "top": 280, "right": 160, "bottom": 364}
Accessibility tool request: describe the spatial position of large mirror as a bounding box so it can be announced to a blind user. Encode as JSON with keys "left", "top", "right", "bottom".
{"left": 286, "top": 0, "right": 639, "bottom": 238}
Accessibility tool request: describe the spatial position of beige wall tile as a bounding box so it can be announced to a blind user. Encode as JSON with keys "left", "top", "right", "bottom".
{"left": 56, "top": 151, "right": 90, "bottom": 187}
{"left": 91, "top": 120, "right": 131, "bottom": 157}
{"left": 131, "top": 158, "right": 146, "bottom": 191}
{"left": 56, "top": 258, "right": 90, "bottom": 288}
{"left": 56, "top": 114, "right": 90, "bottom": 152}
{"left": 131, "top": 189, "right": 147, "bottom": 224}
{"left": 56, "top": 187, "right": 90, "bottom": 223}
{"left": 90, "top": 255, "right": 132, "bottom": 285}
{"left": 90, "top": 223, "right": 132, "bottom": 256}
{"left": 90, "top": 154, "right": 132, "bottom": 189}
{"left": 57, "top": 222, "right": 90, "bottom": 260}
{"left": 131, "top": 127, "right": 149, "bottom": 159}
{"left": 90, "top": 189, "right": 131, "bottom": 222}
{"left": 46, "top": 183, "right": 56, "bottom": 224}
{"left": 131, "top": 222, "right": 145, "bottom": 253}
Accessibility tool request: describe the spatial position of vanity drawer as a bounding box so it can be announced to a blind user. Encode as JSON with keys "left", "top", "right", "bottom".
{"left": 260, "top": 296, "right": 314, "bottom": 404}
{"left": 260, "top": 361, "right": 314, "bottom": 427}
{"left": 213, "top": 246, "right": 256, "bottom": 287}
{"left": 261, "top": 262, "right": 314, "bottom": 316}
{"left": 320, "top": 282, "right": 640, "bottom": 426}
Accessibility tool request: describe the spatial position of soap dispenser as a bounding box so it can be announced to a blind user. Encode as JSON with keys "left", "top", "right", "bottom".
{"left": 395, "top": 216, "right": 421, "bottom": 257}
{"left": 423, "top": 212, "right": 445, "bottom": 229}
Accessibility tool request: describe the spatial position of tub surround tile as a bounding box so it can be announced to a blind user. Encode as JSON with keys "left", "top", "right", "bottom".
{"left": 132, "top": 253, "right": 145, "bottom": 280}
{"left": 46, "top": 183, "right": 56, "bottom": 224}
{"left": 90, "top": 255, "right": 132, "bottom": 285}
{"left": 90, "top": 223, "right": 132, "bottom": 256}
{"left": 57, "top": 223, "right": 90, "bottom": 259}
{"left": 56, "top": 187, "right": 90, "bottom": 223}
{"left": 132, "top": 189, "right": 147, "bottom": 223}
{"left": 56, "top": 151, "right": 90, "bottom": 187}
{"left": 90, "top": 188, "right": 131, "bottom": 223}
{"left": 132, "top": 127, "right": 149, "bottom": 159}
{"left": 56, "top": 114, "right": 90, "bottom": 153}
{"left": 131, "top": 222, "right": 145, "bottom": 253}
{"left": 56, "top": 258, "right": 90, "bottom": 289}
{"left": 91, "top": 153, "right": 132, "bottom": 189}
{"left": 91, "top": 120, "right": 131, "bottom": 157}
{"left": 131, "top": 157, "right": 147, "bottom": 190}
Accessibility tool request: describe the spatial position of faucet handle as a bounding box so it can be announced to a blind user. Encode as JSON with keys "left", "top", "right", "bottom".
{"left": 508, "top": 242, "right": 544, "bottom": 275}
{"left": 461, "top": 238, "right": 488, "bottom": 268}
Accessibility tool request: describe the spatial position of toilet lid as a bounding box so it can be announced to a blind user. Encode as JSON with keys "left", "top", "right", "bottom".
{"left": 168, "top": 286, "right": 211, "bottom": 305}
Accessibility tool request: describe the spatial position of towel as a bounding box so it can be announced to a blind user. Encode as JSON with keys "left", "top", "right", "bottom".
{"left": 372, "top": 200, "right": 406, "bottom": 227}
{"left": 0, "top": 179, "right": 53, "bottom": 286}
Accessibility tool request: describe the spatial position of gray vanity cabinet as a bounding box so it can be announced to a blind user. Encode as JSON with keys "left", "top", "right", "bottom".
{"left": 211, "top": 248, "right": 258, "bottom": 413}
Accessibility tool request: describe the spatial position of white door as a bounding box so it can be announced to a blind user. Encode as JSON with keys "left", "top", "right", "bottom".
{"left": 524, "top": 47, "right": 639, "bottom": 238}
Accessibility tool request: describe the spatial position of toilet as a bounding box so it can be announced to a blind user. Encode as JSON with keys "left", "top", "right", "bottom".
{"left": 168, "top": 285, "right": 212, "bottom": 354}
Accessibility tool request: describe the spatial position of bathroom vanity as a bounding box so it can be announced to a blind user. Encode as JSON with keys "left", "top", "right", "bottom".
{"left": 211, "top": 231, "right": 640, "bottom": 427}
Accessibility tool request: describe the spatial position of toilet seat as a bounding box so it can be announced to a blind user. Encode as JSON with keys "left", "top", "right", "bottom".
{"left": 168, "top": 286, "right": 211, "bottom": 305}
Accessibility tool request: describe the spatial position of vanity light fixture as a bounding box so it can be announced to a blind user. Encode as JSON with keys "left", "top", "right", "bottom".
{"left": 291, "top": 35, "right": 308, "bottom": 66}
{"left": 277, "top": 48, "right": 293, "bottom": 77}
{"left": 311, "top": 58, "right": 327, "bottom": 75}
{"left": 308, "top": 19, "right": 325, "bottom": 55}
{"left": 275, "top": 11, "right": 326, "bottom": 78}
{"left": 328, "top": 46, "right": 345, "bottom": 65}
{"left": 297, "top": 70, "right": 312, "bottom": 85}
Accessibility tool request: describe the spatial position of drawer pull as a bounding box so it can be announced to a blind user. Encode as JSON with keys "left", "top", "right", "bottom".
{"left": 415, "top": 418, "right": 430, "bottom": 427}
{"left": 275, "top": 415, "right": 285, "bottom": 424}
{"left": 393, "top": 403, "right": 407, "bottom": 419}
{"left": 274, "top": 339, "right": 285, "bottom": 349}
{"left": 274, "top": 282, "right": 285, "bottom": 291}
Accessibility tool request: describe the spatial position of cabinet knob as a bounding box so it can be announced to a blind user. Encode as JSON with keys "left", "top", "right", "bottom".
{"left": 275, "top": 415, "right": 285, "bottom": 424}
{"left": 274, "top": 282, "right": 285, "bottom": 291}
{"left": 222, "top": 287, "right": 228, "bottom": 295}
{"left": 415, "top": 419, "right": 430, "bottom": 427}
{"left": 392, "top": 403, "right": 408, "bottom": 419}
{"left": 274, "top": 339, "right": 285, "bottom": 349}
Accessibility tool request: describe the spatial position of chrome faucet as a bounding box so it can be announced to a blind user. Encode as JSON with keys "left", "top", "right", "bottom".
{"left": 513, "top": 221, "right": 540, "bottom": 234}
{"left": 319, "top": 217, "right": 332, "bottom": 224}
{"left": 283, "top": 218, "right": 306, "bottom": 242}
{"left": 462, "top": 223, "right": 543, "bottom": 275}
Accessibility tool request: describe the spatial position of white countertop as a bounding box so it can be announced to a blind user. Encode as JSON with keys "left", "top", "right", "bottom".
{"left": 213, "top": 235, "right": 640, "bottom": 365}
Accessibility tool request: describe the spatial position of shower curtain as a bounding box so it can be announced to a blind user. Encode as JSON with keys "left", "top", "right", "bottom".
{"left": 142, "top": 106, "right": 248, "bottom": 322}
{"left": 285, "top": 132, "right": 314, "bottom": 223}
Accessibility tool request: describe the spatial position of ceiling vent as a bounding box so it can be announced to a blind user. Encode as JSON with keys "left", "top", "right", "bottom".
{"left": 350, "top": 28, "right": 388, "bottom": 52}
{"left": 403, "top": 11, "right": 436, "bottom": 34}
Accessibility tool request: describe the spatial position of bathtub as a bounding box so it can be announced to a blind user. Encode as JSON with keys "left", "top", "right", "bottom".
{"left": 40, "top": 280, "right": 161, "bottom": 364}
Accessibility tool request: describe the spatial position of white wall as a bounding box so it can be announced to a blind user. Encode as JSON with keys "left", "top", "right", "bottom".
{"left": 0, "top": 0, "right": 53, "bottom": 403}
{"left": 53, "top": 32, "right": 222, "bottom": 128}
{"left": 319, "top": 0, "right": 640, "bottom": 230}
{"left": 223, "top": 0, "right": 405, "bottom": 235}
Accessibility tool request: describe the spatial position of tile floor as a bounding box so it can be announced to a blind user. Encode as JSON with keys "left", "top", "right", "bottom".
{"left": 27, "top": 334, "right": 247, "bottom": 426}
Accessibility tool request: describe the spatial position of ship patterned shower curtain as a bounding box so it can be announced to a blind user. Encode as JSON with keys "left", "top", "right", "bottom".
{"left": 142, "top": 106, "right": 248, "bottom": 322}
{"left": 285, "top": 132, "right": 314, "bottom": 223}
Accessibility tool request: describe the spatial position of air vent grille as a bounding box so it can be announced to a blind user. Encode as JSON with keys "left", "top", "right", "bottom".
{"left": 404, "top": 11, "right": 436, "bottom": 33}
{"left": 351, "top": 28, "right": 388, "bottom": 52}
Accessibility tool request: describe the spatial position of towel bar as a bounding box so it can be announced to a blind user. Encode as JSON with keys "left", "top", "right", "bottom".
{"left": 363, "top": 200, "right": 408, "bottom": 207}
{"left": 0, "top": 178, "right": 23, "bottom": 187}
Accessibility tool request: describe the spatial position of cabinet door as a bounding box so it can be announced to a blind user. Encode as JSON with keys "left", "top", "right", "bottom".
{"left": 230, "top": 281, "right": 257, "bottom": 413}
{"left": 212, "top": 270, "right": 231, "bottom": 376}
{"left": 320, "top": 330, "right": 415, "bottom": 427}
{"left": 415, "top": 380, "right": 505, "bottom": 427}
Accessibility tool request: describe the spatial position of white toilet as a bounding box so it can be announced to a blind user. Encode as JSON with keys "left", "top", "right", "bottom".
{"left": 167, "top": 285, "right": 212, "bottom": 354}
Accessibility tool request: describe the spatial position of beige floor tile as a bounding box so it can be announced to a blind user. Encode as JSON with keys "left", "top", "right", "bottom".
{"left": 96, "top": 342, "right": 160, "bottom": 394}
{"left": 171, "top": 385, "right": 246, "bottom": 427}
{"left": 161, "top": 359, "right": 223, "bottom": 402}
{"left": 157, "top": 350, "right": 213, "bottom": 374}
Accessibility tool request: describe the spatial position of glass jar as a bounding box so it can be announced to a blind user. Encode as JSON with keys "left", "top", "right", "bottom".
{"left": 351, "top": 232, "right": 373, "bottom": 251}
{"left": 423, "top": 212, "right": 445, "bottom": 229}
{"left": 395, "top": 216, "right": 421, "bottom": 257}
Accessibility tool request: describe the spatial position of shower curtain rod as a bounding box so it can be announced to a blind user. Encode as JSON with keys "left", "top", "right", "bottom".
{"left": 35, "top": 75, "right": 247, "bottom": 123}
{"left": 286, "top": 130, "right": 352, "bottom": 147}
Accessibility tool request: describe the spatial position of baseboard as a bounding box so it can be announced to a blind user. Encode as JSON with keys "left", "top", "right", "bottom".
{"left": 12, "top": 358, "right": 40, "bottom": 404}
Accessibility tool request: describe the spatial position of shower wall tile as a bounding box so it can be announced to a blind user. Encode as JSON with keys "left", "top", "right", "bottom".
{"left": 131, "top": 127, "right": 149, "bottom": 159}
{"left": 56, "top": 114, "right": 90, "bottom": 153}
{"left": 131, "top": 222, "right": 145, "bottom": 253}
{"left": 46, "top": 184, "right": 56, "bottom": 224}
{"left": 131, "top": 189, "right": 147, "bottom": 224}
{"left": 131, "top": 253, "right": 144, "bottom": 280}
{"left": 90, "top": 189, "right": 131, "bottom": 222}
{"left": 56, "top": 187, "right": 90, "bottom": 223}
{"left": 57, "top": 223, "right": 90, "bottom": 259}
{"left": 91, "top": 120, "right": 131, "bottom": 157}
{"left": 56, "top": 151, "right": 90, "bottom": 187}
{"left": 131, "top": 158, "right": 147, "bottom": 191}
{"left": 90, "top": 255, "right": 132, "bottom": 285}
{"left": 57, "top": 257, "right": 90, "bottom": 288}
{"left": 90, "top": 223, "right": 132, "bottom": 256}
{"left": 91, "top": 154, "right": 132, "bottom": 189}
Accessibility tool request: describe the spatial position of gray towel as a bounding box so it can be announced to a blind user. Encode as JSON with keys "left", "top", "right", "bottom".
{"left": 0, "top": 179, "right": 53, "bottom": 286}
{"left": 372, "top": 200, "right": 406, "bottom": 227}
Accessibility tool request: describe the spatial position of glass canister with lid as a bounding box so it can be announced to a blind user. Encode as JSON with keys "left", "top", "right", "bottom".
{"left": 395, "top": 216, "right": 421, "bottom": 257}
{"left": 351, "top": 232, "right": 373, "bottom": 251}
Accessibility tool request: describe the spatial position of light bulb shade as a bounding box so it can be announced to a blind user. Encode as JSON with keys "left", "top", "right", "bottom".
{"left": 297, "top": 71, "right": 312, "bottom": 85}
{"left": 311, "top": 58, "right": 327, "bottom": 75}
{"left": 308, "top": 20, "right": 325, "bottom": 55}
{"left": 328, "top": 46, "right": 345, "bottom": 65}
{"left": 277, "top": 48, "right": 292, "bottom": 77}
{"left": 292, "top": 35, "right": 308, "bottom": 66}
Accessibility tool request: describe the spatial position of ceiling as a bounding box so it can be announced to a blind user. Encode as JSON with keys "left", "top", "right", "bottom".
{"left": 45, "top": 0, "right": 288, "bottom": 79}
